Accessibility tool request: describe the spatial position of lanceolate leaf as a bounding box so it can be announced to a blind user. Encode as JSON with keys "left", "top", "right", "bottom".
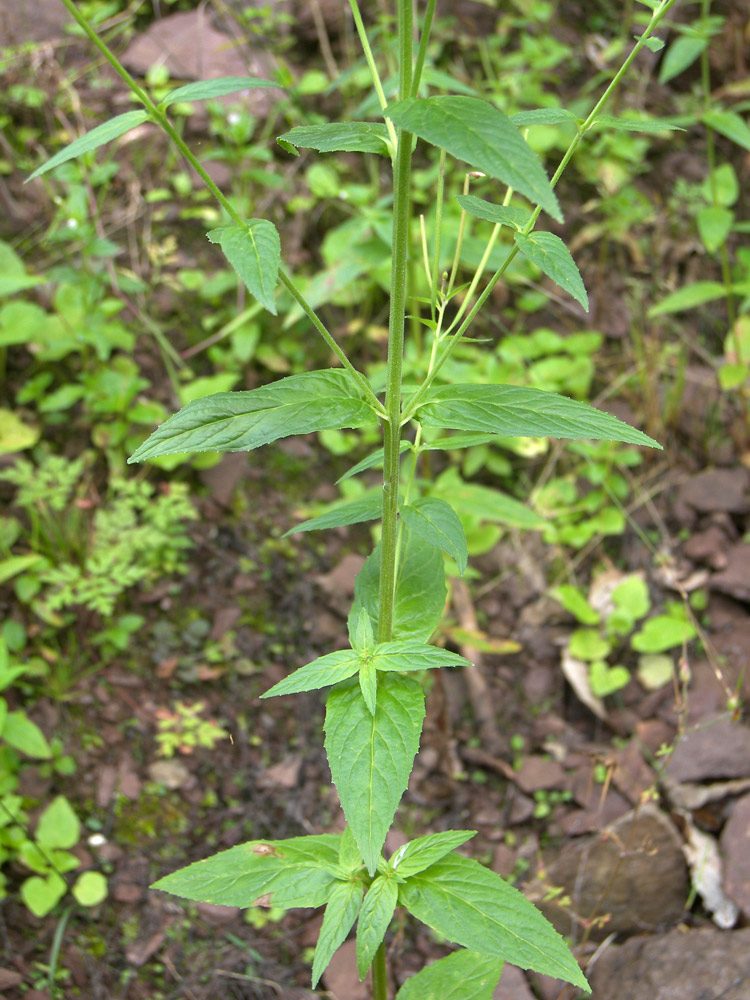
{"left": 514, "top": 232, "right": 589, "bottom": 311}
{"left": 415, "top": 384, "right": 660, "bottom": 449}
{"left": 395, "top": 949, "right": 505, "bottom": 1000}
{"left": 648, "top": 281, "right": 727, "bottom": 316}
{"left": 27, "top": 110, "right": 151, "bottom": 181}
{"left": 358, "top": 661, "right": 378, "bottom": 716}
{"left": 390, "top": 830, "right": 476, "bottom": 879}
{"left": 511, "top": 108, "right": 576, "bottom": 127}
{"left": 703, "top": 110, "right": 750, "bottom": 152}
{"left": 153, "top": 835, "right": 341, "bottom": 909}
{"left": 207, "top": 222, "right": 281, "bottom": 314}
{"left": 371, "top": 641, "right": 471, "bottom": 673}
{"left": 159, "top": 76, "right": 278, "bottom": 108}
{"left": 357, "top": 876, "right": 399, "bottom": 978}
{"left": 456, "top": 195, "right": 529, "bottom": 231}
{"left": 337, "top": 441, "right": 411, "bottom": 482}
{"left": 386, "top": 97, "right": 562, "bottom": 222}
{"left": 278, "top": 122, "right": 391, "bottom": 156}
{"left": 2, "top": 712, "right": 52, "bottom": 759}
{"left": 128, "top": 370, "right": 377, "bottom": 462}
{"left": 325, "top": 675, "right": 425, "bottom": 874}
{"left": 592, "top": 115, "right": 685, "bottom": 133}
{"left": 285, "top": 494, "right": 382, "bottom": 535}
{"left": 260, "top": 649, "right": 362, "bottom": 699}
{"left": 400, "top": 497, "right": 468, "bottom": 574}
{"left": 399, "top": 854, "right": 590, "bottom": 991}
{"left": 430, "top": 472, "right": 545, "bottom": 529}
{"left": 312, "top": 880, "right": 363, "bottom": 987}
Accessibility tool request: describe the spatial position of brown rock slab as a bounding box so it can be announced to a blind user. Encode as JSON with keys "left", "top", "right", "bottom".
{"left": 677, "top": 467, "right": 750, "bottom": 515}
{"left": 0, "top": 970, "right": 22, "bottom": 991}
{"left": 493, "top": 963, "right": 536, "bottom": 1000}
{"left": 683, "top": 523, "right": 732, "bottom": 568}
{"left": 588, "top": 927, "right": 750, "bottom": 1000}
{"left": 611, "top": 741, "right": 655, "bottom": 805}
{"left": 321, "top": 939, "right": 370, "bottom": 1000}
{"left": 0, "top": 0, "right": 69, "bottom": 43}
{"left": 527, "top": 807, "right": 688, "bottom": 939}
{"left": 665, "top": 718, "right": 750, "bottom": 783}
{"left": 721, "top": 793, "right": 750, "bottom": 919}
{"left": 515, "top": 756, "right": 568, "bottom": 794}
{"left": 711, "top": 543, "right": 750, "bottom": 602}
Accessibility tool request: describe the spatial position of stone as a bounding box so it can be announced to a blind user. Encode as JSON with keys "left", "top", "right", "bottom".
{"left": 515, "top": 756, "right": 568, "bottom": 794}
{"left": 677, "top": 468, "right": 750, "bottom": 516}
{"left": 665, "top": 718, "right": 750, "bottom": 783}
{"left": 721, "top": 793, "right": 750, "bottom": 919}
{"left": 493, "top": 963, "right": 536, "bottom": 1000}
{"left": 711, "top": 543, "right": 750, "bottom": 602}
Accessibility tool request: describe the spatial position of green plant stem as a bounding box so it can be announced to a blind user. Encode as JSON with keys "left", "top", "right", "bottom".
{"left": 402, "top": 0, "right": 681, "bottom": 423}
{"left": 411, "top": 0, "right": 438, "bottom": 97}
{"left": 372, "top": 942, "right": 388, "bottom": 1000}
{"left": 430, "top": 149, "right": 446, "bottom": 316}
{"left": 56, "top": 0, "right": 383, "bottom": 417}
{"left": 348, "top": 0, "right": 399, "bottom": 150}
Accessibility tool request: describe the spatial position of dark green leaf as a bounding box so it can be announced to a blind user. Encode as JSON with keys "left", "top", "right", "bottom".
{"left": 456, "top": 195, "right": 529, "bottom": 231}
{"left": 337, "top": 441, "right": 411, "bottom": 482}
{"left": 207, "top": 222, "right": 281, "bottom": 314}
{"left": 312, "top": 880, "right": 363, "bottom": 987}
{"left": 395, "top": 949, "right": 504, "bottom": 1000}
{"left": 592, "top": 115, "right": 684, "bottom": 133}
{"left": 260, "top": 649, "right": 362, "bottom": 698}
{"left": 389, "top": 830, "right": 476, "bottom": 879}
{"left": 423, "top": 432, "right": 498, "bottom": 450}
{"left": 153, "top": 835, "right": 341, "bottom": 909}
{"left": 357, "top": 876, "right": 399, "bottom": 978}
{"left": 278, "top": 122, "right": 391, "bottom": 156}
{"left": 129, "top": 370, "right": 377, "bottom": 462}
{"left": 659, "top": 36, "right": 706, "bottom": 83}
{"left": 399, "top": 854, "right": 589, "bottom": 990}
{"left": 510, "top": 108, "right": 576, "bottom": 127}
{"left": 400, "top": 498, "right": 468, "bottom": 574}
{"left": 159, "top": 76, "right": 278, "bottom": 108}
{"left": 415, "top": 384, "right": 660, "bottom": 448}
{"left": 386, "top": 97, "right": 562, "bottom": 221}
{"left": 514, "top": 232, "right": 589, "bottom": 311}
{"left": 372, "top": 641, "right": 471, "bottom": 673}
{"left": 27, "top": 110, "right": 151, "bottom": 181}
{"left": 325, "top": 675, "right": 425, "bottom": 874}
{"left": 285, "top": 494, "right": 382, "bottom": 535}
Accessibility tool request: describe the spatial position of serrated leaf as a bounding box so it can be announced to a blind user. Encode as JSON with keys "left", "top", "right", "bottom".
{"left": 2, "top": 711, "right": 52, "bottom": 759}
{"left": 159, "top": 76, "right": 278, "bottom": 108}
{"left": 703, "top": 110, "right": 750, "bottom": 151}
{"left": 355, "top": 533, "right": 446, "bottom": 642}
{"left": 207, "top": 222, "right": 281, "bottom": 314}
{"left": 395, "top": 949, "right": 505, "bottom": 1000}
{"left": 129, "top": 370, "right": 377, "bottom": 462}
{"left": 697, "top": 205, "right": 734, "bottom": 253}
{"left": 400, "top": 498, "right": 468, "bottom": 574}
{"left": 423, "top": 432, "right": 499, "bottom": 451}
{"left": 285, "top": 494, "right": 382, "bottom": 535}
{"left": 371, "top": 641, "right": 471, "bottom": 673}
{"left": 337, "top": 441, "right": 411, "bottom": 482}
{"left": 153, "top": 835, "right": 341, "bottom": 909}
{"left": 312, "top": 879, "right": 363, "bottom": 987}
{"left": 349, "top": 604, "right": 375, "bottom": 653}
{"left": 514, "top": 232, "right": 588, "bottom": 311}
{"left": 431, "top": 471, "right": 545, "bottom": 529}
{"left": 359, "top": 661, "right": 378, "bottom": 715}
{"left": 36, "top": 796, "right": 80, "bottom": 849}
{"left": 390, "top": 830, "right": 476, "bottom": 879}
{"left": 386, "top": 97, "right": 562, "bottom": 221}
{"left": 416, "top": 384, "right": 660, "bottom": 448}
{"left": 72, "top": 870, "right": 108, "bottom": 907}
{"left": 592, "top": 115, "right": 684, "bottom": 132}
{"left": 659, "top": 36, "right": 706, "bottom": 84}
{"left": 456, "top": 195, "right": 529, "bottom": 231}
{"left": 648, "top": 281, "right": 727, "bottom": 316}
{"left": 338, "top": 825, "right": 364, "bottom": 871}
{"left": 278, "top": 122, "right": 390, "bottom": 156}
{"left": 510, "top": 108, "right": 577, "bottom": 127}
{"left": 325, "top": 674, "right": 425, "bottom": 874}
{"left": 27, "top": 110, "right": 151, "bottom": 181}
{"left": 357, "top": 876, "right": 398, "bottom": 978}
{"left": 260, "top": 649, "right": 362, "bottom": 698}
{"left": 399, "top": 854, "right": 589, "bottom": 990}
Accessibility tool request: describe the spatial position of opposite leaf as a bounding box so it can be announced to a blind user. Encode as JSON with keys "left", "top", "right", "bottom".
{"left": 386, "top": 97, "right": 562, "bottom": 222}
{"left": 456, "top": 194, "right": 529, "bottom": 231}
{"left": 129, "top": 369, "right": 377, "bottom": 462}
{"left": 159, "top": 76, "right": 278, "bottom": 108}
{"left": 153, "top": 835, "right": 341, "bottom": 910}
{"left": 389, "top": 830, "right": 476, "bottom": 879}
{"left": 357, "top": 876, "right": 399, "bottom": 978}
{"left": 325, "top": 675, "right": 425, "bottom": 875}
{"left": 260, "top": 649, "right": 362, "bottom": 698}
{"left": 27, "top": 110, "right": 151, "bottom": 181}
{"left": 371, "top": 641, "right": 471, "bottom": 674}
{"left": 514, "top": 232, "right": 589, "bottom": 311}
{"left": 285, "top": 494, "right": 382, "bottom": 535}
{"left": 395, "top": 949, "right": 505, "bottom": 1000}
{"left": 207, "top": 222, "right": 281, "bottom": 314}
{"left": 278, "top": 122, "right": 391, "bottom": 156}
{"left": 399, "top": 854, "right": 589, "bottom": 991}
{"left": 415, "top": 384, "right": 660, "bottom": 449}
{"left": 312, "top": 879, "right": 363, "bottom": 987}
{"left": 400, "top": 497, "right": 468, "bottom": 574}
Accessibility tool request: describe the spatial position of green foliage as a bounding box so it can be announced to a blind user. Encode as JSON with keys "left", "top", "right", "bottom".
{"left": 155, "top": 701, "right": 228, "bottom": 758}
{"left": 395, "top": 949, "right": 504, "bottom": 1000}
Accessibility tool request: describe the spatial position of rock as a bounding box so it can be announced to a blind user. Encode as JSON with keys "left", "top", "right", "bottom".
{"left": 665, "top": 718, "right": 750, "bottom": 783}
{"left": 721, "top": 793, "right": 750, "bottom": 919}
{"left": 321, "top": 939, "right": 370, "bottom": 1000}
{"left": 677, "top": 468, "right": 750, "bottom": 516}
{"left": 515, "top": 756, "right": 568, "bottom": 794}
{"left": 0, "top": 0, "right": 69, "bottom": 42}
{"left": 711, "top": 543, "right": 750, "bottom": 601}
{"left": 493, "top": 963, "right": 536, "bottom": 1000}
{"left": 147, "top": 759, "right": 192, "bottom": 790}
{"left": 526, "top": 807, "right": 688, "bottom": 939}
{"left": 683, "top": 523, "right": 733, "bottom": 568}
{"left": 588, "top": 927, "right": 750, "bottom": 1000}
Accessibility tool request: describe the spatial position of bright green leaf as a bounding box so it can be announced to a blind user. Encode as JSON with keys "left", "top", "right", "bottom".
{"left": 312, "top": 879, "right": 363, "bottom": 987}
{"left": 395, "top": 949, "right": 504, "bottom": 1000}
{"left": 659, "top": 36, "right": 706, "bottom": 84}
{"left": 641, "top": 36, "right": 665, "bottom": 53}
{"left": 456, "top": 195, "right": 529, "bottom": 231}
{"left": 36, "top": 796, "right": 80, "bottom": 849}
{"left": 207, "top": 222, "right": 281, "bottom": 314}
{"left": 631, "top": 615, "right": 696, "bottom": 653}
{"left": 159, "top": 76, "right": 278, "bottom": 108}
{"left": 359, "top": 661, "right": 378, "bottom": 716}
{"left": 589, "top": 660, "right": 630, "bottom": 697}
{"left": 386, "top": 97, "right": 562, "bottom": 221}
{"left": 337, "top": 441, "right": 411, "bottom": 482}
{"left": 390, "top": 830, "right": 476, "bottom": 879}
{"left": 611, "top": 576, "right": 651, "bottom": 621}
{"left": 260, "top": 649, "right": 362, "bottom": 698}
{"left": 0, "top": 554, "right": 44, "bottom": 586}
{"left": 697, "top": 205, "right": 734, "bottom": 253}
{"left": 510, "top": 109, "right": 577, "bottom": 127}
{"left": 278, "top": 122, "right": 390, "bottom": 156}
{"left": 338, "top": 825, "right": 364, "bottom": 871}
{"left": 431, "top": 470, "right": 546, "bottom": 529}
{"left": 636, "top": 653, "right": 674, "bottom": 690}
{"left": 27, "top": 110, "right": 151, "bottom": 181}
{"left": 325, "top": 674, "right": 425, "bottom": 874}
{"left": 703, "top": 110, "right": 750, "bottom": 152}
{"left": 129, "top": 370, "right": 377, "bottom": 462}
{"left": 592, "top": 115, "right": 684, "bottom": 132}
{"left": 285, "top": 494, "right": 382, "bottom": 535}
{"left": 372, "top": 641, "right": 471, "bottom": 673}
{"left": 514, "top": 232, "right": 588, "bottom": 311}
{"left": 416, "top": 384, "right": 660, "bottom": 448}
{"left": 72, "top": 870, "right": 108, "bottom": 907}
{"left": 401, "top": 497, "right": 468, "bottom": 574}
{"left": 357, "top": 876, "right": 398, "bottom": 978}
{"left": 399, "top": 854, "right": 589, "bottom": 991}
{"left": 550, "top": 585, "right": 600, "bottom": 625}
{"left": 0, "top": 410, "right": 40, "bottom": 454}
{"left": 648, "top": 281, "right": 727, "bottom": 316}
{"left": 568, "top": 628, "right": 610, "bottom": 662}
{"left": 153, "top": 835, "right": 342, "bottom": 909}
{"left": 21, "top": 873, "right": 67, "bottom": 917}
{"left": 349, "top": 604, "right": 375, "bottom": 654}
{"left": 2, "top": 711, "right": 52, "bottom": 759}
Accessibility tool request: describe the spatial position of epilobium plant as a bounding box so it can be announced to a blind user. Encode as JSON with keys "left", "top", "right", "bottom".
{"left": 30, "top": 0, "right": 681, "bottom": 995}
